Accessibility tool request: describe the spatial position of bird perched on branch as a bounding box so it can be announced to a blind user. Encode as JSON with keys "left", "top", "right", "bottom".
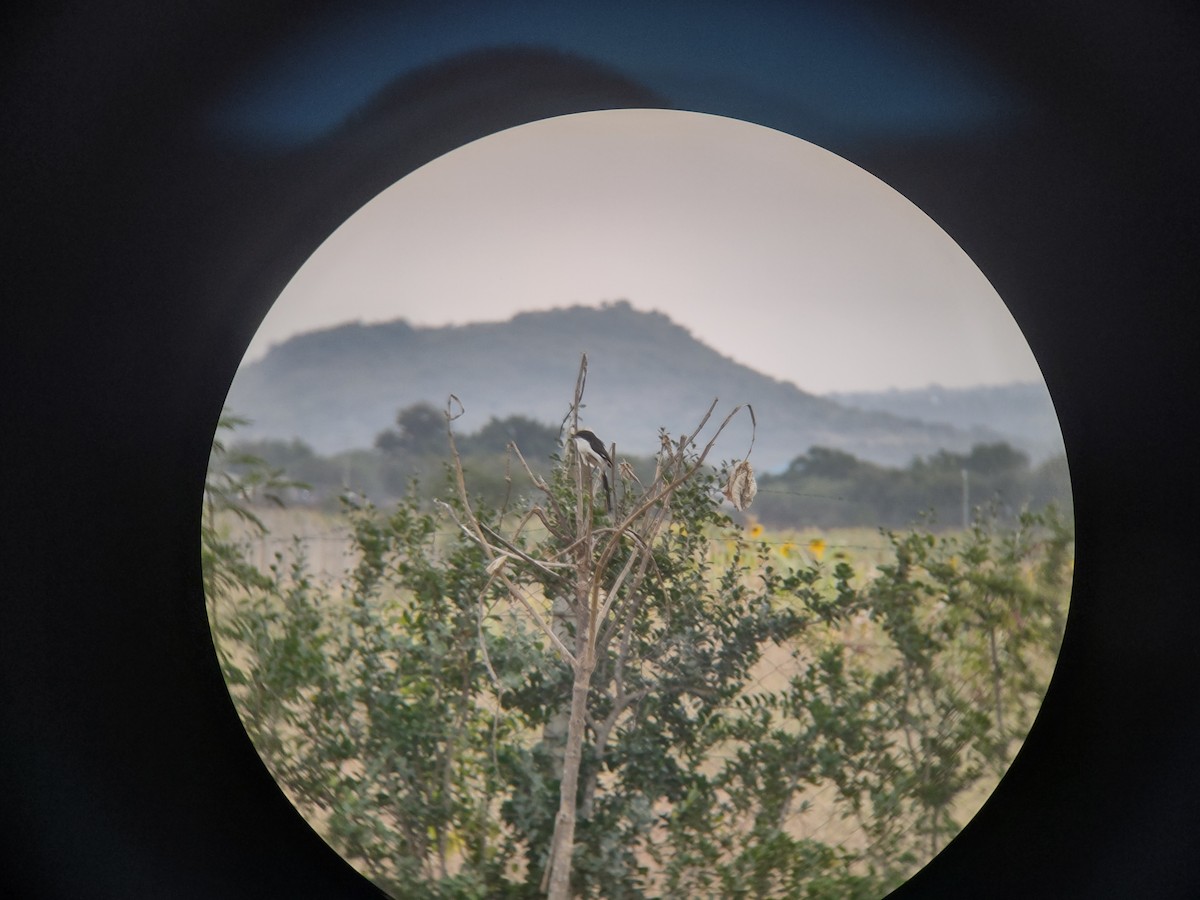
{"left": 570, "top": 429, "right": 613, "bottom": 512}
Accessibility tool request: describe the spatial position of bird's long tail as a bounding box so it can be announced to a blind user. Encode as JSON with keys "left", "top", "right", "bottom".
{"left": 601, "top": 471, "right": 612, "bottom": 513}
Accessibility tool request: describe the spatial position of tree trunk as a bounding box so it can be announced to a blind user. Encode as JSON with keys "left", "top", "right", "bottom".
{"left": 545, "top": 647, "right": 595, "bottom": 900}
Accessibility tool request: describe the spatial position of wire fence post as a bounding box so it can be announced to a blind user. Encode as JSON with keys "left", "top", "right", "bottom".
{"left": 961, "top": 467, "right": 970, "bottom": 529}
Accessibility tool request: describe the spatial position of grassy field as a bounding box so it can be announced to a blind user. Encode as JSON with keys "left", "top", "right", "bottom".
{"left": 223, "top": 504, "right": 905, "bottom": 577}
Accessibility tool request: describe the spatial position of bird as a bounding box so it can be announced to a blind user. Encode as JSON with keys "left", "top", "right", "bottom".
{"left": 571, "top": 429, "right": 612, "bottom": 468}
{"left": 570, "top": 428, "right": 613, "bottom": 511}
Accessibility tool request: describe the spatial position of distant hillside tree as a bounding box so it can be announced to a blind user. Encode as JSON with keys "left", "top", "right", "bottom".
{"left": 964, "top": 441, "right": 1030, "bottom": 473}
{"left": 757, "top": 442, "right": 1068, "bottom": 529}
{"left": 375, "top": 402, "right": 446, "bottom": 456}
{"left": 461, "top": 414, "right": 560, "bottom": 457}
{"left": 787, "top": 446, "right": 871, "bottom": 479}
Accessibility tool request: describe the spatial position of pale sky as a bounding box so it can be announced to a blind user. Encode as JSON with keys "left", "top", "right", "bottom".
{"left": 242, "top": 109, "right": 1045, "bottom": 395}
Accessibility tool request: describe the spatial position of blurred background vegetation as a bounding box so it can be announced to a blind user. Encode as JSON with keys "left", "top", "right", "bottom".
{"left": 224, "top": 401, "right": 1071, "bottom": 531}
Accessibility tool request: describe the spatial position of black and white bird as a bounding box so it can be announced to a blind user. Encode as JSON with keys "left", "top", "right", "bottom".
{"left": 571, "top": 429, "right": 612, "bottom": 469}
{"left": 570, "top": 428, "right": 613, "bottom": 511}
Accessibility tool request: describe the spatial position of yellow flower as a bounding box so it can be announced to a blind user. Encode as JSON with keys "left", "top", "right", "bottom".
{"left": 749, "top": 523, "right": 764, "bottom": 539}
{"left": 780, "top": 541, "right": 797, "bottom": 558}
{"left": 808, "top": 538, "right": 827, "bottom": 561}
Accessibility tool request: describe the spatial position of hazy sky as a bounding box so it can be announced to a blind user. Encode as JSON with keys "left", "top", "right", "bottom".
{"left": 243, "top": 109, "right": 1045, "bottom": 394}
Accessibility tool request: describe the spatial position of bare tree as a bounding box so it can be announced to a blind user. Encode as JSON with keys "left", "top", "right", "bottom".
{"left": 438, "top": 354, "right": 753, "bottom": 898}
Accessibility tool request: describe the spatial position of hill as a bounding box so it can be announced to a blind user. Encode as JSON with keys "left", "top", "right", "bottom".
{"left": 225, "top": 302, "right": 1058, "bottom": 471}
{"left": 827, "top": 383, "right": 1063, "bottom": 463}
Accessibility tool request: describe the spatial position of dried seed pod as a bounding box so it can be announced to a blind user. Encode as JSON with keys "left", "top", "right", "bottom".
{"left": 723, "top": 459, "right": 757, "bottom": 511}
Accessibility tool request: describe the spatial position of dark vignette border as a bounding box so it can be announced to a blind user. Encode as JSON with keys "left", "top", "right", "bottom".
{"left": 4, "top": 3, "right": 1199, "bottom": 897}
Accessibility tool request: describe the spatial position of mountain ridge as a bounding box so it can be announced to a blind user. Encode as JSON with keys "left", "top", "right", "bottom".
{"left": 226, "top": 302, "right": 1060, "bottom": 471}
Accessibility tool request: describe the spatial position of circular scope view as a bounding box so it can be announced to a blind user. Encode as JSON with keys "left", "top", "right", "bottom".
{"left": 203, "top": 109, "right": 1072, "bottom": 898}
